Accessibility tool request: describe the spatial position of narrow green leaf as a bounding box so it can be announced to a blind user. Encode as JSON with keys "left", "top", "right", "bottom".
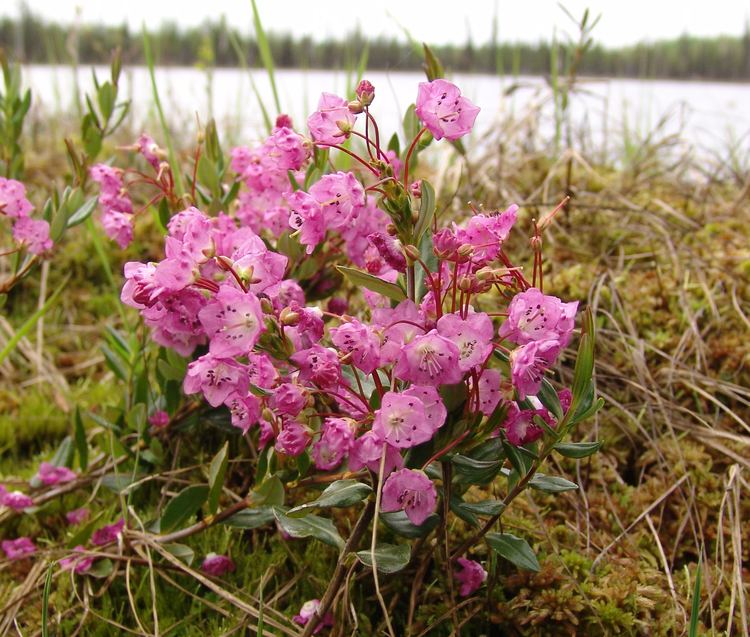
{"left": 356, "top": 543, "right": 411, "bottom": 574}
{"left": 273, "top": 508, "right": 344, "bottom": 550}
{"left": 163, "top": 543, "right": 195, "bottom": 566}
{"left": 486, "top": 532, "right": 540, "bottom": 572}
{"left": 688, "top": 556, "right": 702, "bottom": 637}
{"left": 223, "top": 507, "right": 275, "bottom": 529}
{"left": 529, "top": 473, "right": 579, "bottom": 493}
{"left": 66, "top": 196, "right": 98, "bottom": 228}
{"left": 253, "top": 475, "right": 285, "bottom": 507}
{"left": 337, "top": 265, "right": 407, "bottom": 302}
{"left": 422, "top": 43, "right": 445, "bottom": 81}
{"left": 288, "top": 479, "right": 372, "bottom": 516}
{"left": 207, "top": 442, "right": 229, "bottom": 515}
{"left": 159, "top": 485, "right": 209, "bottom": 532}
{"left": 380, "top": 511, "right": 439, "bottom": 538}
{"left": 42, "top": 563, "right": 53, "bottom": 637}
{"left": 227, "top": 29, "right": 272, "bottom": 133}
{"left": 451, "top": 454, "right": 503, "bottom": 485}
{"left": 553, "top": 440, "right": 602, "bottom": 458}
{"left": 250, "top": 0, "right": 281, "bottom": 115}
{"left": 413, "top": 179, "right": 435, "bottom": 244}
{"left": 74, "top": 408, "right": 88, "bottom": 471}
{"left": 458, "top": 499, "right": 506, "bottom": 517}
{"left": 51, "top": 436, "right": 74, "bottom": 468}
{"left": 570, "top": 307, "right": 595, "bottom": 414}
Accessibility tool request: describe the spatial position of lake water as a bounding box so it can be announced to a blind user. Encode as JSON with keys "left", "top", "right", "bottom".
{"left": 22, "top": 65, "right": 750, "bottom": 162}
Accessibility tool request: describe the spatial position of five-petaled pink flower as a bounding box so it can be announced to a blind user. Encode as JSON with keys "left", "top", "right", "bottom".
{"left": 455, "top": 557, "right": 487, "bottom": 596}
{"left": 499, "top": 288, "right": 578, "bottom": 347}
{"left": 199, "top": 285, "right": 265, "bottom": 357}
{"left": 36, "top": 462, "right": 77, "bottom": 486}
{"left": 307, "top": 93, "right": 357, "bottom": 145}
{"left": 381, "top": 468, "right": 437, "bottom": 525}
{"left": 393, "top": 329, "right": 463, "bottom": 386}
{"left": 509, "top": 339, "right": 561, "bottom": 399}
{"left": 415, "top": 79, "right": 480, "bottom": 141}
{"left": 13, "top": 217, "right": 53, "bottom": 254}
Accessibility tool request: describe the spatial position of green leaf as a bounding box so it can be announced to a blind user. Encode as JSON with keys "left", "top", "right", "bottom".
{"left": 42, "top": 563, "right": 52, "bottom": 637}
{"left": 66, "top": 196, "right": 98, "bottom": 229}
{"left": 422, "top": 43, "right": 445, "bottom": 80}
{"left": 159, "top": 485, "right": 209, "bottom": 532}
{"left": 458, "top": 499, "right": 506, "bottom": 517}
{"left": 553, "top": 441, "right": 602, "bottom": 458}
{"left": 51, "top": 435, "right": 74, "bottom": 468}
{"left": 380, "top": 510, "right": 439, "bottom": 538}
{"left": 337, "top": 266, "right": 407, "bottom": 302}
{"left": 413, "top": 179, "right": 435, "bottom": 244}
{"left": 87, "top": 558, "right": 114, "bottom": 579}
{"left": 163, "top": 543, "right": 194, "bottom": 566}
{"left": 101, "top": 473, "right": 140, "bottom": 494}
{"left": 570, "top": 307, "right": 595, "bottom": 415}
{"left": 287, "top": 479, "right": 372, "bottom": 516}
{"left": 402, "top": 103, "right": 420, "bottom": 144}
{"left": 486, "top": 532, "right": 540, "bottom": 572}
{"left": 452, "top": 454, "right": 503, "bottom": 485}
{"left": 529, "top": 473, "right": 579, "bottom": 493}
{"left": 222, "top": 507, "right": 275, "bottom": 529}
{"left": 74, "top": 408, "right": 88, "bottom": 471}
{"left": 536, "top": 379, "right": 563, "bottom": 421}
{"left": 250, "top": 0, "right": 281, "bottom": 115}
{"left": 273, "top": 508, "right": 344, "bottom": 550}
{"left": 207, "top": 442, "right": 229, "bottom": 516}
{"left": 356, "top": 543, "right": 411, "bottom": 574}
{"left": 253, "top": 475, "right": 285, "bottom": 507}
{"left": 688, "top": 555, "right": 702, "bottom": 637}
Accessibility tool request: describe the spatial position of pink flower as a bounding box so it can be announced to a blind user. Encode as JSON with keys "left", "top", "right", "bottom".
{"left": 263, "top": 126, "right": 310, "bottom": 171}
{"left": 36, "top": 462, "right": 77, "bottom": 486}
{"left": 293, "top": 599, "right": 334, "bottom": 634}
{"left": 307, "top": 92, "right": 357, "bottom": 145}
{"left": 2, "top": 537, "right": 36, "bottom": 560}
{"left": 455, "top": 558, "right": 487, "bottom": 596}
{"left": 288, "top": 190, "right": 326, "bottom": 254}
{"left": 290, "top": 345, "right": 341, "bottom": 390}
{"left": 373, "top": 300, "right": 424, "bottom": 365}
{"left": 474, "top": 368, "right": 502, "bottom": 416}
{"left": 381, "top": 468, "right": 437, "bottom": 526}
{"left": 60, "top": 545, "right": 95, "bottom": 574}
{"left": 368, "top": 232, "right": 406, "bottom": 273}
{"left": 65, "top": 507, "right": 90, "bottom": 525}
{"left": 136, "top": 133, "right": 162, "bottom": 170}
{"left": 415, "top": 79, "right": 480, "bottom": 141}
{"left": 355, "top": 79, "right": 374, "bottom": 107}
{"left": 275, "top": 421, "right": 311, "bottom": 456}
{"left": 348, "top": 431, "right": 403, "bottom": 475}
{"left": 199, "top": 285, "right": 265, "bottom": 357}
{"left": 312, "top": 418, "right": 355, "bottom": 470}
{"left": 330, "top": 319, "right": 381, "bottom": 375}
{"left": 393, "top": 329, "right": 463, "bottom": 386}
{"left": 149, "top": 410, "right": 170, "bottom": 428}
{"left": 309, "top": 172, "right": 365, "bottom": 230}
{"left": 101, "top": 209, "right": 134, "bottom": 249}
{"left": 183, "top": 354, "right": 249, "bottom": 407}
{"left": 502, "top": 402, "right": 548, "bottom": 446}
{"left": 201, "top": 553, "right": 236, "bottom": 576}
{"left": 499, "top": 287, "right": 578, "bottom": 347}
{"left": 372, "top": 386, "right": 446, "bottom": 448}
{"left": 121, "top": 261, "right": 161, "bottom": 309}
{"left": 453, "top": 206, "right": 517, "bottom": 264}
{"left": 91, "top": 518, "right": 125, "bottom": 546}
{"left": 12, "top": 217, "right": 52, "bottom": 254}
{"left": 0, "top": 177, "right": 33, "bottom": 217}
{"left": 224, "top": 392, "right": 261, "bottom": 434}
{"left": 436, "top": 311, "right": 494, "bottom": 371}
{"left": 1, "top": 488, "right": 33, "bottom": 510}
{"left": 509, "top": 339, "right": 561, "bottom": 400}
{"left": 270, "top": 383, "right": 307, "bottom": 417}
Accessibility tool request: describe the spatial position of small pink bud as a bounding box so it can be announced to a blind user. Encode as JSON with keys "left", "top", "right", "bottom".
{"left": 410, "top": 180, "right": 422, "bottom": 198}
{"left": 149, "top": 410, "right": 169, "bottom": 428}
{"left": 355, "top": 80, "right": 375, "bottom": 106}
{"left": 275, "top": 114, "right": 294, "bottom": 129}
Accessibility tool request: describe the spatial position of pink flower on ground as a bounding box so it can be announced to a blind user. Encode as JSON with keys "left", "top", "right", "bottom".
{"left": 509, "top": 339, "right": 561, "bottom": 400}
{"left": 455, "top": 558, "right": 487, "bottom": 596}
{"left": 12, "top": 217, "right": 52, "bottom": 254}
{"left": 201, "top": 553, "right": 236, "bottom": 576}
{"left": 348, "top": 431, "right": 403, "bottom": 475}
{"left": 60, "top": 545, "right": 95, "bottom": 574}
{"left": 65, "top": 507, "right": 90, "bottom": 525}
{"left": 415, "top": 79, "right": 480, "bottom": 141}
{"left": 1, "top": 488, "right": 33, "bottom": 510}
{"left": 330, "top": 319, "right": 381, "bottom": 375}
{"left": 290, "top": 345, "right": 341, "bottom": 390}
{"left": 381, "top": 468, "right": 437, "bottom": 525}
{"left": 436, "top": 311, "right": 494, "bottom": 371}
{"left": 307, "top": 92, "right": 357, "bottom": 145}
{"left": 0, "top": 177, "right": 33, "bottom": 217}
{"left": 36, "top": 462, "right": 77, "bottom": 486}
{"left": 293, "top": 599, "right": 334, "bottom": 634}
{"left": 275, "top": 421, "right": 311, "bottom": 456}
{"left": 499, "top": 287, "right": 578, "bottom": 347}
{"left": 149, "top": 410, "right": 170, "bottom": 428}
{"left": 312, "top": 418, "right": 355, "bottom": 470}
{"left": 393, "top": 329, "right": 463, "bottom": 386}
{"left": 91, "top": 518, "right": 125, "bottom": 546}
{"left": 2, "top": 537, "right": 36, "bottom": 560}
{"left": 183, "top": 354, "right": 249, "bottom": 407}
{"left": 199, "top": 285, "right": 265, "bottom": 357}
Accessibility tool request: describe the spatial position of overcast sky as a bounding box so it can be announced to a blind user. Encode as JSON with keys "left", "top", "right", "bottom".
{"left": 3, "top": 0, "right": 749, "bottom": 46}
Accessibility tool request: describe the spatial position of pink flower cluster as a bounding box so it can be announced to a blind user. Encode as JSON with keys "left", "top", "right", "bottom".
{"left": 0, "top": 177, "right": 52, "bottom": 254}
{"left": 90, "top": 163, "right": 134, "bottom": 248}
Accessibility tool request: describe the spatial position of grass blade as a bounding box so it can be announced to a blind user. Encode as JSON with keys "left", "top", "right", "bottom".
{"left": 688, "top": 555, "right": 702, "bottom": 637}
{"left": 0, "top": 274, "right": 70, "bottom": 366}
{"left": 227, "top": 29, "right": 272, "bottom": 134}
{"left": 142, "top": 26, "right": 185, "bottom": 195}
{"left": 41, "top": 562, "right": 53, "bottom": 637}
{"left": 250, "top": 0, "right": 281, "bottom": 115}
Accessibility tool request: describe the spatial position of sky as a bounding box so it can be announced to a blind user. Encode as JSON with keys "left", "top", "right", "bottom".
{"left": 3, "top": 0, "right": 749, "bottom": 47}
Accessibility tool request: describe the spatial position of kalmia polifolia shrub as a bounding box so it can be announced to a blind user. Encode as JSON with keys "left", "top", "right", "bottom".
{"left": 2, "top": 69, "right": 601, "bottom": 634}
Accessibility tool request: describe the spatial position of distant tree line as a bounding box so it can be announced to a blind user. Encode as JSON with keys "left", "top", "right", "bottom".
{"left": 1, "top": 8, "right": 750, "bottom": 80}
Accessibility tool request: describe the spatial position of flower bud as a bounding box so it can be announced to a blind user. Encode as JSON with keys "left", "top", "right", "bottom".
{"left": 386, "top": 223, "right": 398, "bottom": 236}
{"left": 459, "top": 276, "right": 473, "bottom": 292}
{"left": 262, "top": 408, "right": 275, "bottom": 423}
{"left": 457, "top": 244, "right": 474, "bottom": 260}
{"left": 530, "top": 235, "right": 543, "bottom": 251}
{"left": 260, "top": 297, "right": 275, "bottom": 314}
{"left": 348, "top": 100, "right": 365, "bottom": 114}
{"left": 355, "top": 80, "right": 375, "bottom": 106}
{"left": 279, "top": 308, "right": 301, "bottom": 326}
{"left": 410, "top": 179, "right": 422, "bottom": 198}
{"left": 215, "top": 255, "right": 234, "bottom": 271}
{"left": 403, "top": 244, "right": 421, "bottom": 261}
{"left": 275, "top": 113, "right": 294, "bottom": 129}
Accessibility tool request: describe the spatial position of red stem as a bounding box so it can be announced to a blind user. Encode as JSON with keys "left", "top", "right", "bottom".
{"left": 403, "top": 126, "right": 428, "bottom": 190}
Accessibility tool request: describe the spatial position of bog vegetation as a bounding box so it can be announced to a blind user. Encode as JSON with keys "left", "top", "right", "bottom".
{"left": 0, "top": 5, "right": 748, "bottom": 637}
